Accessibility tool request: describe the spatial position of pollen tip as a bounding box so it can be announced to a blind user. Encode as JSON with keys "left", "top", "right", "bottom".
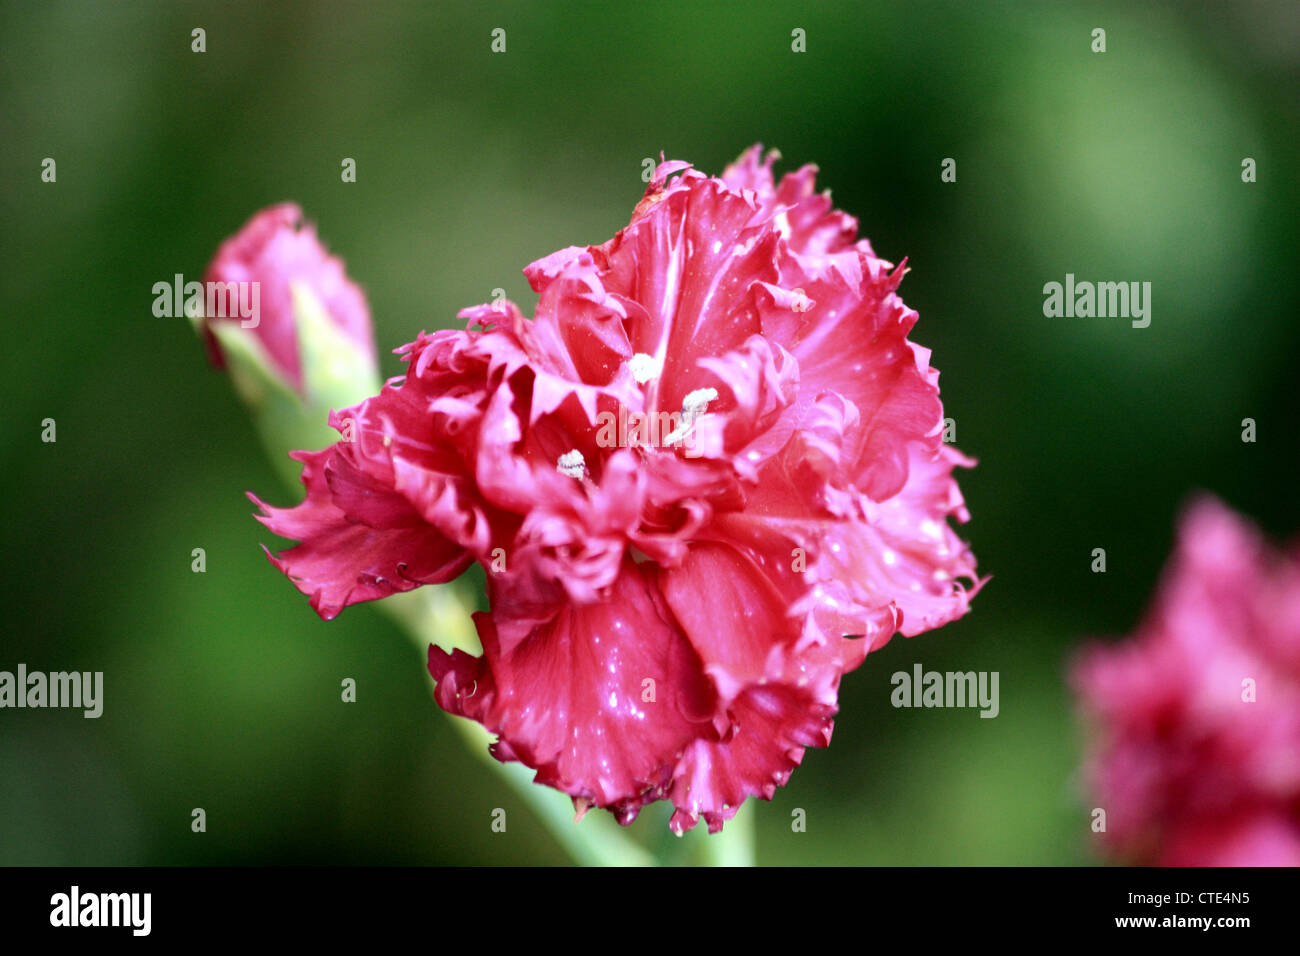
{"left": 629, "top": 352, "right": 660, "bottom": 385}
{"left": 681, "top": 387, "right": 718, "bottom": 416}
{"left": 556, "top": 449, "right": 587, "bottom": 478}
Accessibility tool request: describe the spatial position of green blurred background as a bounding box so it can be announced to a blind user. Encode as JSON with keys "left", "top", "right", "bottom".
{"left": 2, "top": 0, "right": 1297, "bottom": 865}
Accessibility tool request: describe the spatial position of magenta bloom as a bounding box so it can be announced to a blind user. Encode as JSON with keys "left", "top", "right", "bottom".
{"left": 203, "top": 203, "right": 376, "bottom": 391}
{"left": 255, "top": 148, "right": 980, "bottom": 832}
{"left": 1072, "top": 497, "right": 1300, "bottom": 865}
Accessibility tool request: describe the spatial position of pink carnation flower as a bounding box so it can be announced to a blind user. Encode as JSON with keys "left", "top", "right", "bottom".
{"left": 254, "top": 148, "right": 981, "bottom": 832}
{"left": 203, "top": 203, "right": 376, "bottom": 391}
{"left": 1072, "top": 497, "right": 1300, "bottom": 865}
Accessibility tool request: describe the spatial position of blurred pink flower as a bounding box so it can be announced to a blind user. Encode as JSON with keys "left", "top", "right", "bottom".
{"left": 203, "top": 203, "right": 376, "bottom": 391}
{"left": 1072, "top": 497, "right": 1300, "bottom": 866}
{"left": 255, "top": 148, "right": 981, "bottom": 832}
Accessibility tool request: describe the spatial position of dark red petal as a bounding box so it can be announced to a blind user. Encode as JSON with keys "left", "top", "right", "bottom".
{"left": 429, "top": 560, "right": 716, "bottom": 817}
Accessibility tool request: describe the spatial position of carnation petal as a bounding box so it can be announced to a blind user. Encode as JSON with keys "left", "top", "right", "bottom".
{"left": 429, "top": 560, "right": 716, "bottom": 817}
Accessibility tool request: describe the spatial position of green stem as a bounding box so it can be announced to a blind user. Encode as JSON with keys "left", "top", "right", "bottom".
{"left": 699, "top": 801, "right": 756, "bottom": 866}
{"left": 445, "top": 715, "right": 655, "bottom": 867}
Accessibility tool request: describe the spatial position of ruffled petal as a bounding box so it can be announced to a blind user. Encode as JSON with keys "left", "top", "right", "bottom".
{"left": 252, "top": 448, "right": 471, "bottom": 620}
{"left": 429, "top": 559, "right": 716, "bottom": 820}
{"left": 592, "top": 167, "right": 778, "bottom": 417}
{"left": 669, "top": 684, "right": 835, "bottom": 834}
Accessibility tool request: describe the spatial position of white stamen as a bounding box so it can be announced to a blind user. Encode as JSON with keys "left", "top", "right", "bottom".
{"left": 556, "top": 449, "right": 586, "bottom": 478}
{"left": 681, "top": 387, "right": 718, "bottom": 421}
{"left": 664, "top": 387, "right": 718, "bottom": 445}
{"left": 628, "top": 352, "right": 660, "bottom": 385}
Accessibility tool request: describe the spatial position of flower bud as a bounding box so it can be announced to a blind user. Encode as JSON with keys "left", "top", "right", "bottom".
{"left": 195, "top": 203, "right": 381, "bottom": 482}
